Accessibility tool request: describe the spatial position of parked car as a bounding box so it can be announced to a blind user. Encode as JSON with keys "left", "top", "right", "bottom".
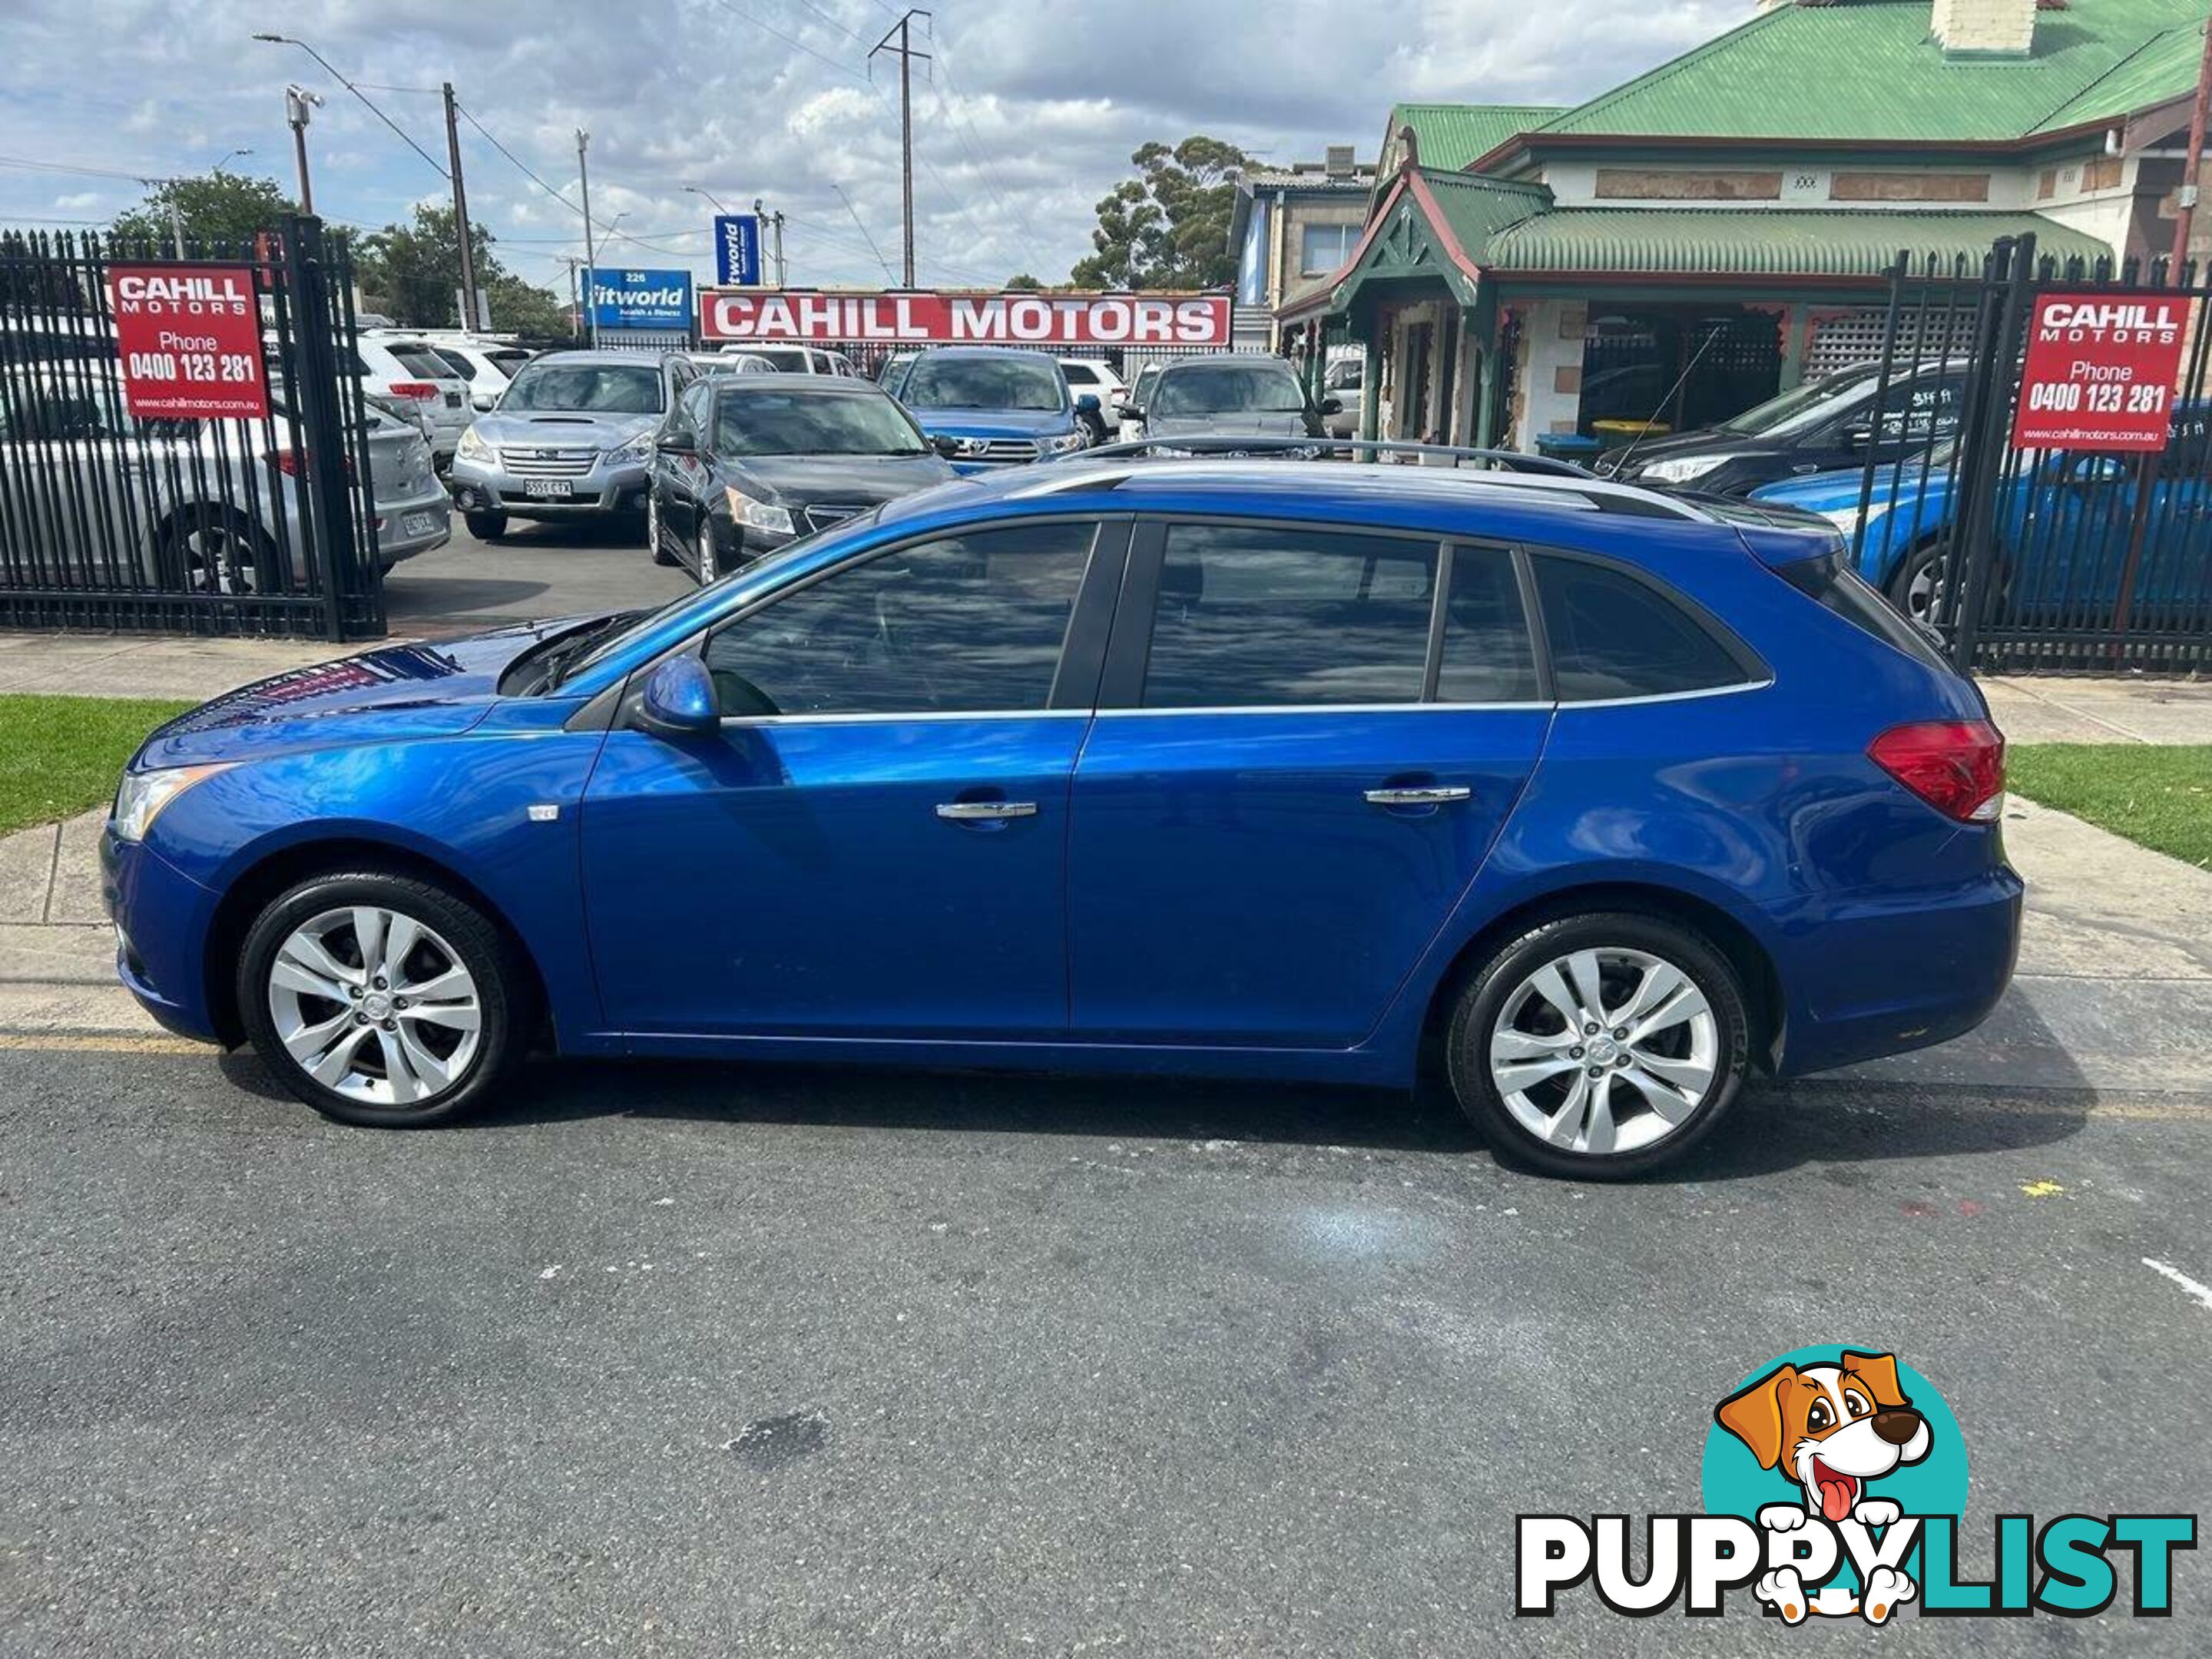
{"left": 1321, "top": 357, "right": 1363, "bottom": 439}
{"left": 101, "top": 455, "right": 2018, "bottom": 1179}
{"left": 1123, "top": 354, "right": 1333, "bottom": 449}
{"left": 1594, "top": 359, "right": 1971, "bottom": 496}
{"left": 0, "top": 369, "right": 448, "bottom": 592}
{"left": 422, "top": 339, "right": 535, "bottom": 413}
{"left": 354, "top": 333, "right": 474, "bottom": 463}
{"left": 445, "top": 349, "right": 700, "bottom": 539}
{"left": 723, "top": 344, "right": 857, "bottom": 376}
{"left": 1058, "top": 357, "right": 1129, "bottom": 440}
{"left": 896, "top": 346, "right": 1096, "bottom": 471}
{"left": 877, "top": 351, "right": 919, "bottom": 396}
{"left": 685, "top": 351, "right": 779, "bottom": 378}
{"left": 645, "top": 375, "right": 955, "bottom": 584}
{"left": 1750, "top": 406, "right": 2212, "bottom": 628}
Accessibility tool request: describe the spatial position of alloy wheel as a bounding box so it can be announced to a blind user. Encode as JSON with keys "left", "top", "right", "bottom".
{"left": 266, "top": 906, "right": 482, "bottom": 1108}
{"left": 646, "top": 488, "right": 660, "bottom": 554}
{"left": 182, "top": 519, "right": 261, "bottom": 595}
{"left": 1487, "top": 946, "right": 1718, "bottom": 1157}
{"left": 1904, "top": 547, "right": 1951, "bottom": 624}
{"left": 697, "top": 522, "right": 717, "bottom": 584}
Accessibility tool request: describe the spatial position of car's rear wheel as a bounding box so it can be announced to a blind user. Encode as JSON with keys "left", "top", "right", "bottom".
{"left": 1886, "top": 538, "right": 1953, "bottom": 625}
{"left": 647, "top": 490, "right": 677, "bottom": 565}
{"left": 237, "top": 872, "right": 528, "bottom": 1128}
{"left": 464, "top": 508, "right": 508, "bottom": 541}
{"left": 1445, "top": 912, "right": 1750, "bottom": 1178}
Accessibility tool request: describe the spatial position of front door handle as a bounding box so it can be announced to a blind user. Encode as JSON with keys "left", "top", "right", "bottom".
{"left": 1363, "top": 786, "right": 1472, "bottom": 806}
{"left": 935, "top": 800, "right": 1038, "bottom": 820}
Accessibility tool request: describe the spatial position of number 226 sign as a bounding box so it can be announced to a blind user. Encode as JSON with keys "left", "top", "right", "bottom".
{"left": 105, "top": 264, "right": 270, "bottom": 421}
{"left": 2011, "top": 293, "right": 2188, "bottom": 452}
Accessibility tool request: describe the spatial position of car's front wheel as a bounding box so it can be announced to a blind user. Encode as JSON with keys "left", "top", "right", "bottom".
{"left": 647, "top": 491, "right": 677, "bottom": 565}
{"left": 1886, "top": 539, "right": 1954, "bottom": 625}
{"left": 237, "top": 871, "right": 528, "bottom": 1128}
{"left": 1445, "top": 912, "right": 1750, "bottom": 1178}
{"left": 464, "top": 508, "right": 508, "bottom": 542}
{"left": 695, "top": 518, "right": 718, "bottom": 584}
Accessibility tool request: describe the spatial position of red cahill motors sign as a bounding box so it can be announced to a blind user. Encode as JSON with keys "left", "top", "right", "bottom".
{"left": 104, "top": 264, "right": 270, "bottom": 421}
{"left": 2011, "top": 292, "right": 2188, "bottom": 452}
{"left": 698, "top": 289, "right": 1233, "bottom": 349}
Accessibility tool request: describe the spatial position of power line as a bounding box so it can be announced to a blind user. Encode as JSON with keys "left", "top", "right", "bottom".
{"left": 708, "top": 0, "right": 869, "bottom": 82}
{"left": 455, "top": 104, "right": 582, "bottom": 215}
{"left": 250, "top": 35, "right": 449, "bottom": 180}
{"left": 787, "top": 0, "right": 870, "bottom": 45}
{"left": 0, "top": 154, "right": 172, "bottom": 184}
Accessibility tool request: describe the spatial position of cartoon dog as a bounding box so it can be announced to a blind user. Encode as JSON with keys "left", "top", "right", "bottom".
{"left": 1714, "top": 1350, "right": 1932, "bottom": 1625}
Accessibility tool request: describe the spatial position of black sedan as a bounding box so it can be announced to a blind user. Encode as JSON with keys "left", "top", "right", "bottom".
{"left": 647, "top": 377, "right": 958, "bottom": 584}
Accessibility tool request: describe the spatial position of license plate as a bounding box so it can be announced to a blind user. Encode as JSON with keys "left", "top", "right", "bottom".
{"left": 399, "top": 510, "right": 441, "bottom": 538}
{"left": 523, "top": 479, "right": 574, "bottom": 499}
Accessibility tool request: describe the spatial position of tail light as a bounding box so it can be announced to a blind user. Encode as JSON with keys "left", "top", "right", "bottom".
{"left": 389, "top": 382, "right": 442, "bottom": 401}
{"left": 1868, "top": 720, "right": 2005, "bottom": 822}
{"left": 265, "top": 450, "right": 355, "bottom": 481}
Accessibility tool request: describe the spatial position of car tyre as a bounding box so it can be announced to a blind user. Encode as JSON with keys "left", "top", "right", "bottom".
{"left": 647, "top": 492, "right": 677, "bottom": 565}
{"left": 464, "top": 508, "right": 508, "bottom": 542}
{"left": 237, "top": 870, "right": 530, "bottom": 1129}
{"left": 1886, "top": 539, "right": 1954, "bottom": 626}
{"left": 696, "top": 519, "right": 718, "bottom": 585}
{"left": 1445, "top": 912, "right": 1750, "bottom": 1179}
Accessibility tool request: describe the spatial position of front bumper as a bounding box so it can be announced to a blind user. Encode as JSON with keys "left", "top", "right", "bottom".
{"left": 448, "top": 455, "right": 651, "bottom": 518}
{"left": 101, "top": 826, "right": 224, "bottom": 1043}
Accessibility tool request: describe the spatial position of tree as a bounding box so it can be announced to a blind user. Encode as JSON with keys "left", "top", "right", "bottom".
{"left": 1070, "top": 136, "right": 1253, "bottom": 291}
{"left": 1004, "top": 272, "right": 1044, "bottom": 290}
{"left": 355, "top": 204, "right": 568, "bottom": 334}
{"left": 110, "top": 172, "right": 298, "bottom": 251}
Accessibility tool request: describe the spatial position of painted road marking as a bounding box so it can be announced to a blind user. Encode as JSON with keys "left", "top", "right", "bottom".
{"left": 2142, "top": 1258, "right": 2212, "bottom": 1313}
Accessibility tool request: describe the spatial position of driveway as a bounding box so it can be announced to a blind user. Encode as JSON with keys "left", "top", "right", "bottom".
{"left": 383, "top": 515, "right": 692, "bottom": 639}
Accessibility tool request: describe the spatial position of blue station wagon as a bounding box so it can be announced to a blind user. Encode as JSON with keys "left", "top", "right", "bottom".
{"left": 103, "top": 458, "right": 2021, "bottom": 1177}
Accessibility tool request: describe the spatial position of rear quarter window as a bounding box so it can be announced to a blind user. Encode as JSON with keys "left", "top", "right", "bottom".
{"left": 1533, "top": 555, "right": 1757, "bottom": 701}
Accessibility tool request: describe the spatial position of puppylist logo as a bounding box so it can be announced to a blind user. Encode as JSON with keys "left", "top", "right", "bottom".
{"left": 1518, "top": 1346, "right": 2195, "bottom": 1624}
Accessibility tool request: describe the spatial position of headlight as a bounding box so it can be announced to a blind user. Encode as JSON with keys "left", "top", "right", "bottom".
{"left": 606, "top": 430, "right": 654, "bottom": 465}
{"left": 1043, "top": 431, "right": 1088, "bottom": 454}
{"left": 1815, "top": 503, "right": 1887, "bottom": 536}
{"left": 111, "top": 763, "right": 236, "bottom": 844}
{"left": 725, "top": 487, "right": 794, "bottom": 535}
{"left": 455, "top": 426, "right": 489, "bottom": 461}
{"left": 1637, "top": 453, "right": 1739, "bottom": 486}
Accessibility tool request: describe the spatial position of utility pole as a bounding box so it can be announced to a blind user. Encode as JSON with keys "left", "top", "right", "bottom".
{"left": 561, "top": 257, "right": 584, "bottom": 342}
{"left": 577, "top": 128, "right": 598, "bottom": 346}
{"left": 2171, "top": 18, "right": 2212, "bottom": 277}
{"left": 869, "top": 9, "right": 931, "bottom": 286}
{"left": 754, "top": 196, "right": 786, "bottom": 287}
{"left": 283, "top": 84, "right": 323, "bottom": 214}
{"left": 442, "top": 83, "right": 480, "bottom": 331}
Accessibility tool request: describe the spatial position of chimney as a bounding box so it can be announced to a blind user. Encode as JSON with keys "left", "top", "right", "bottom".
{"left": 1929, "top": 0, "right": 2040, "bottom": 58}
{"left": 1325, "top": 144, "right": 1357, "bottom": 178}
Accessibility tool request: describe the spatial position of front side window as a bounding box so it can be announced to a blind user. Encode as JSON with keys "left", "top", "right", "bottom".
{"left": 1534, "top": 555, "right": 1751, "bottom": 701}
{"left": 703, "top": 522, "right": 1097, "bottom": 717}
{"left": 902, "top": 355, "right": 1065, "bottom": 412}
{"left": 1141, "top": 525, "right": 1436, "bottom": 708}
{"left": 502, "top": 363, "right": 665, "bottom": 414}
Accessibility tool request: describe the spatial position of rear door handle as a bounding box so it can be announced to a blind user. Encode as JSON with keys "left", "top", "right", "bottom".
{"left": 1363, "top": 786, "right": 1472, "bottom": 806}
{"left": 935, "top": 800, "right": 1038, "bottom": 820}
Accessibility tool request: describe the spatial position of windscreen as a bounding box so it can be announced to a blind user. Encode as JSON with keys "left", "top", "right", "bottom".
{"left": 902, "top": 355, "right": 1064, "bottom": 412}
{"left": 502, "top": 362, "right": 664, "bottom": 414}
{"left": 1154, "top": 363, "right": 1308, "bottom": 417}
{"left": 716, "top": 389, "right": 927, "bottom": 456}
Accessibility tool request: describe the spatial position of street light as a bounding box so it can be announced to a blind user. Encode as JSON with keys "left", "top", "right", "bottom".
{"left": 210, "top": 147, "right": 253, "bottom": 174}
{"left": 684, "top": 184, "right": 729, "bottom": 213}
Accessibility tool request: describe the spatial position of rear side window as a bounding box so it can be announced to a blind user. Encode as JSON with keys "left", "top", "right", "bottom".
{"left": 1141, "top": 525, "right": 1435, "bottom": 707}
{"left": 387, "top": 346, "right": 453, "bottom": 381}
{"left": 1435, "top": 547, "right": 1539, "bottom": 703}
{"left": 1777, "top": 551, "right": 1951, "bottom": 671}
{"left": 1533, "top": 555, "right": 1752, "bottom": 701}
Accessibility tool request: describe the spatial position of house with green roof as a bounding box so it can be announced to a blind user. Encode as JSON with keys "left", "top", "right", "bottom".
{"left": 1283, "top": 0, "right": 2212, "bottom": 453}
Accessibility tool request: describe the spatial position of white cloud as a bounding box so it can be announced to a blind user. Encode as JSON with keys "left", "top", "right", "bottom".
{"left": 0, "top": 0, "right": 1745, "bottom": 296}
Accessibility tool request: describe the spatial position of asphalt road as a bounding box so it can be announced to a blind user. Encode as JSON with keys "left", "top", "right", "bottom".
{"left": 2, "top": 1045, "right": 2207, "bottom": 1655}
{"left": 382, "top": 515, "right": 692, "bottom": 641}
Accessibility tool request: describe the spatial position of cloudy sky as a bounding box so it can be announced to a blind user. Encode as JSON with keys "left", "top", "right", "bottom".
{"left": 0, "top": 0, "right": 1743, "bottom": 297}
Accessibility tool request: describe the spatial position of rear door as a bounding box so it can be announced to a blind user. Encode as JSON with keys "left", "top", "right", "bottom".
{"left": 1066, "top": 518, "right": 1551, "bottom": 1048}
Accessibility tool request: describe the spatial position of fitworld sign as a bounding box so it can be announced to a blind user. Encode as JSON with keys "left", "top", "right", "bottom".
{"left": 698, "top": 290, "right": 1233, "bottom": 347}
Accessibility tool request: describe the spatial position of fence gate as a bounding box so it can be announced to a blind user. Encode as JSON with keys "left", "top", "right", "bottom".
{"left": 1853, "top": 234, "right": 2212, "bottom": 675}
{"left": 0, "top": 215, "right": 385, "bottom": 639}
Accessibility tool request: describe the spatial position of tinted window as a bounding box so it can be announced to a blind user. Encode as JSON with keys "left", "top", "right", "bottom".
{"left": 1142, "top": 525, "right": 1435, "bottom": 708}
{"left": 714, "top": 386, "right": 927, "bottom": 456}
{"left": 1154, "top": 363, "right": 1306, "bottom": 417}
{"left": 387, "top": 345, "right": 455, "bottom": 381}
{"left": 704, "top": 522, "right": 1095, "bottom": 717}
{"left": 1869, "top": 376, "right": 1962, "bottom": 444}
{"left": 503, "top": 362, "right": 664, "bottom": 413}
{"left": 1534, "top": 556, "right": 1750, "bottom": 701}
{"left": 432, "top": 347, "right": 478, "bottom": 381}
{"left": 1061, "top": 362, "right": 1100, "bottom": 386}
{"left": 1435, "top": 548, "right": 1539, "bottom": 703}
{"left": 903, "top": 355, "right": 1064, "bottom": 412}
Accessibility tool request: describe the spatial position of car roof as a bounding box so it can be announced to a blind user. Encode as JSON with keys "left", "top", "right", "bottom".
{"left": 917, "top": 346, "right": 1057, "bottom": 362}
{"left": 714, "top": 375, "right": 884, "bottom": 396}
{"left": 522, "top": 350, "right": 671, "bottom": 368}
{"left": 1157, "top": 355, "right": 1294, "bottom": 373}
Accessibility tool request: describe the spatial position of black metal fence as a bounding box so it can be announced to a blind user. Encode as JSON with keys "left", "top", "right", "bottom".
{"left": 0, "top": 217, "right": 386, "bottom": 639}
{"left": 1855, "top": 235, "right": 2212, "bottom": 675}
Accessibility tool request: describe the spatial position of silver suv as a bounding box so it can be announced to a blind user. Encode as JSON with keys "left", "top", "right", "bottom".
{"left": 445, "top": 350, "right": 699, "bottom": 540}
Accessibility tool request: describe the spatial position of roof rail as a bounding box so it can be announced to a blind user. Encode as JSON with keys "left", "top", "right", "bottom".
{"left": 1058, "top": 435, "right": 1595, "bottom": 476}
{"left": 1025, "top": 436, "right": 1711, "bottom": 520}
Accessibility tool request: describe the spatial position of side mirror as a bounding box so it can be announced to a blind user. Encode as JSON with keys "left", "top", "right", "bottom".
{"left": 929, "top": 433, "right": 964, "bottom": 459}
{"left": 472, "top": 392, "right": 497, "bottom": 413}
{"left": 656, "top": 434, "right": 696, "bottom": 455}
{"left": 1116, "top": 402, "right": 1142, "bottom": 422}
{"left": 1074, "top": 392, "right": 1101, "bottom": 416}
{"left": 1320, "top": 396, "right": 1343, "bottom": 416}
{"left": 1841, "top": 422, "right": 1873, "bottom": 450}
{"left": 635, "top": 656, "right": 718, "bottom": 738}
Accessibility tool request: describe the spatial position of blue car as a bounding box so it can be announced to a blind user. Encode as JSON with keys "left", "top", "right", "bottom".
{"left": 102, "top": 459, "right": 2019, "bottom": 1177}
{"left": 896, "top": 346, "right": 1097, "bottom": 472}
{"left": 1751, "top": 409, "right": 2212, "bottom": 628}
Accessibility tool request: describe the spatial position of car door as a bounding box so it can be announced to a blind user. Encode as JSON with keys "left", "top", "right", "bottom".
{"left": 1066, "top": 519, "right": 1551, "bottom": 1048}
{"left": 578, "top": 515, "right": 1128, "bottom": 1038}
